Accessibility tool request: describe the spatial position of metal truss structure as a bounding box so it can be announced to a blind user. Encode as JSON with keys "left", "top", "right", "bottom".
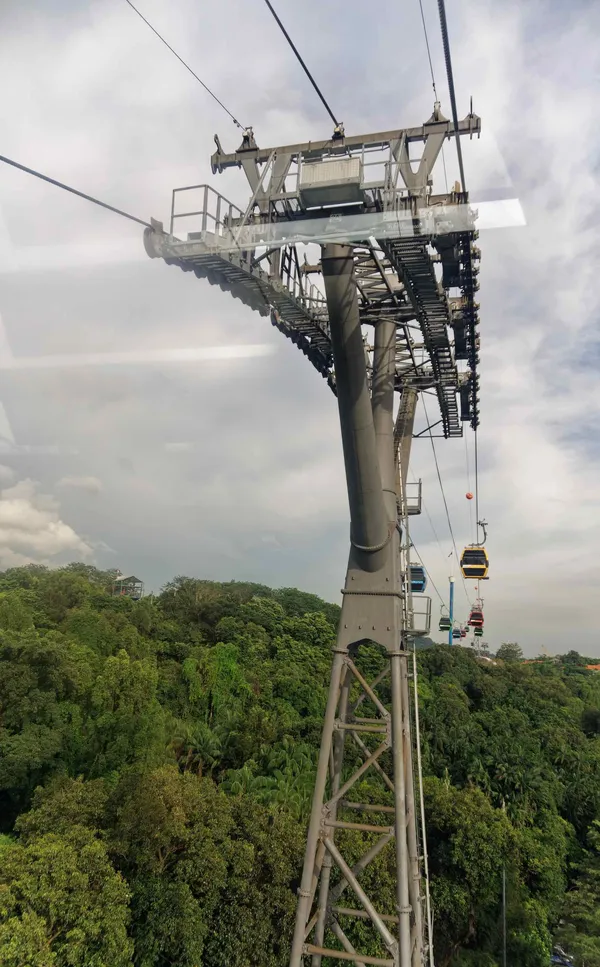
{"left": 145, "top": 103, "right": 481, "bottom": 435}
{"left": 144, "top": 104, "right": 482, "bottom": 967}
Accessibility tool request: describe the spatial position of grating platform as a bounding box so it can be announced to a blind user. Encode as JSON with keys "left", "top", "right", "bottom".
{"left": 144, "top": 108, "right": 481, "bottom": 437}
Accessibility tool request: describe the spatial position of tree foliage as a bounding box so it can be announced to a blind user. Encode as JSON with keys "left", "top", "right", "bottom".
{"left": 0, "top": 826, "right": 133, "bottom": 967}
{"left": 556, "top": 821, "right": 600, "bottom": 966}
{"left": 496, "top": 641, "right": 524, "bottom": 662}
{"left": 0, "top": 563, "right": 599, "bottom": 965}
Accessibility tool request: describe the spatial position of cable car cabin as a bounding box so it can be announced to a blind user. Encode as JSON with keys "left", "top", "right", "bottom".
{"left": 460, "top": 629, "right": 467, "bottom": 638}
{"left": 468, "top": 609, "right": 484, "bottom": 627}
{"left": 439, "top": 616, "right": 452, "bottom": 632}
{"left": 410, "top": 565, "right": 427, "bottom": 594}
{"left": 460, "top": 546, "right": 489, "bottom": 580}
{"left": 474, "top": 627, "right": 483, "bottom": 637}
{"left": 452, "top": 628, "right": 462, "bottom": 640}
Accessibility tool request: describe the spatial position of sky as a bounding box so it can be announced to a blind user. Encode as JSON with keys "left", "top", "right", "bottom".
{"left": 0, "top": 0, "right": 599, "bottom": 655}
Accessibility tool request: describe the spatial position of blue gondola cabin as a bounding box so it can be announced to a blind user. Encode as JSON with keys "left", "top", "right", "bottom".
{"left": 410, "top": 565, "right": 427, "bottom": 593}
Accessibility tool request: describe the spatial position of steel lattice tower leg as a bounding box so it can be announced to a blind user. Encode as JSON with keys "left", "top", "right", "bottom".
{"left": 289, "top": 245, "right": 424, "bottom": 967}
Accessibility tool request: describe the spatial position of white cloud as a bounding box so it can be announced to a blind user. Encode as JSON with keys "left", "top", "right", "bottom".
{"left": 0, "top": 0, "right": 598, "bottom": 652}
{"left": 406, "top": 0, "right": 600, "bottom": 652}
{"left": 0, "top": 478, "right": 93, "bottom": 567}
{"left": 164, "top": 442, "right": 193, "bottom": 453}
{"left": 57, "top": 475, "right": 103, "bottom": 494}
{"left": 0, "top": 464, "right": 15, "bottom": 484}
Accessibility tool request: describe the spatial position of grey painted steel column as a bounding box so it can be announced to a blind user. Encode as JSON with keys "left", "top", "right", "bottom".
{"left": 391, "top": 653, "right": 413, "bottom": 967}
{"left": 394, "top": 387, "right": 424, "bottom": 967}
{"left": 372, "top": 320, "right": 398, "bottom": 513}
{"left": 289, "top": 650, "right": 345, "bottom": 967}
{"left": 311, "top": 668, "right": 352, "bottom": 966}
{"left": 401, "top": 664, "right": 424, "bottom": 967}
{"left": 369, "top": 318, "right": 407, "bottom": 967}
{"left": 398, "top": 388, "right": 418, "bottom": 501}
{"left": 322, "top": 244, "right": 388, "bottom": 571}
{"left": 373, "top": 324, "right": 413, "bottom": 967}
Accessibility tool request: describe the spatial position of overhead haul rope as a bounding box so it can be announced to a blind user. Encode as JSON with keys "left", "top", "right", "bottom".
{"left": 417, "top": 0, "right": 449, "bottom": 193}
{"left": 474, "top": 427, "right": 482, "bottom": 600}
{"left": 464, "top": 431, "right": 474, "bottom": 545}
{"left": 434, "top": 0, "right": 486, "bottom": 614}
{"left": 421, "top": 394, "right": 472, "bottom": 608}
{"left": 436, "top": 0, "right": 466, "bottom": 192}
{"left": 261, "top": 0, "right": 340, "bottom": 127}
{"left": 474, "top": 427, "right": 480, "bottom": 537}
{"left": 123, "top": 0, "right": 246, "bottom": 129}
{"left": 411, "top": 540, "right": 447, "bottom": 611}
{"left": 411, "top": 469, "right": 451, "bottom": 570}
{"left": 0, "top": 154, "right": 152, "bottom": 228}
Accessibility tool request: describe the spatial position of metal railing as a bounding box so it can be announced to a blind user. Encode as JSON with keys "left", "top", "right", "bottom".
{"left": 406, "top": 479, "right": 422, "bottom": 516}
{"left": 280, "top": 246, "right": 328, "bottom": 320}
{"left": 405, "top": 596, "right": 432, "bottom": 638}
{"left": 169, "top": 184, "right": 244, "bottom": 239}
{"left": 168, "top": 184, "right": 329, "bottom": 324}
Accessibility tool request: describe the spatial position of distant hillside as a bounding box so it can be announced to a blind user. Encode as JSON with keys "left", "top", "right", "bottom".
{"left": 414, "top": 635, "right": 437, "bottom": 649}
{"left": 0, "top": 564, "right": 598, "bottom": 966}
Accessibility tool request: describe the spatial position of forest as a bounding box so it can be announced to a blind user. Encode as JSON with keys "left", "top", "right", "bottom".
{"left": 0, "top": 563, "right": 599, "bottom": 967}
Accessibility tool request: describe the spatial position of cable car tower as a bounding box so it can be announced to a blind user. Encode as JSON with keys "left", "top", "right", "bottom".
{"left": 144, "top": 103, "right": 481, "bottom": 967}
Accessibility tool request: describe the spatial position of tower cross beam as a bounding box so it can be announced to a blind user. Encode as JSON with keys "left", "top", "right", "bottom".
{"left": 211, "top": 113, "right": 481, "bottom": 171}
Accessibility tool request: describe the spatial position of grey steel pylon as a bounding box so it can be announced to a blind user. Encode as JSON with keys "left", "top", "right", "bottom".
{"left": 142, "top": 105, "right": 482, "bottom": 967}
{"left": 288, "top": 245, "right": 425, "bottom": 967}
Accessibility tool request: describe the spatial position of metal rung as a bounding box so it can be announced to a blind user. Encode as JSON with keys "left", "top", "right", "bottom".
{"left": 304, "top": 945, "right": 394, "bottom": 966}
{"left": 354, "top": 716, "right": 389, "bottom": 724}
{"left": 338, "top": 722, "right": 388, "bottom": 733}
{"left": 325, "top": 819, "right": 395, "bottom": 834}
{"left": 332, "top": 906, "right": 399, "bottom": 925}
{"left": 179, "top": 251, "right": 330, "bottom": 336}
{"left": 340, "top": 800, "right": 396, "bottom": 815}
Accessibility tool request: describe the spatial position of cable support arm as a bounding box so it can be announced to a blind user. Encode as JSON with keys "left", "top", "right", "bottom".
{"left": 475, "top": 519, "right": 488, "bottom": 546}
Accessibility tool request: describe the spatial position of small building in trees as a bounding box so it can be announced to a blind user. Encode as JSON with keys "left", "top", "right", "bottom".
{"left": 111, "top": 574, "right": 144, "bottom": 601}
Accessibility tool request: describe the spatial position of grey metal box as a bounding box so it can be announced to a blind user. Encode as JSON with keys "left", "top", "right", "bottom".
{"left": 299, "top": 158, "right": 364, "bottom": 208}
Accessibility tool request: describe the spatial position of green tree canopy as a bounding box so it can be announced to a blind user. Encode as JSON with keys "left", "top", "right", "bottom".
{"left": 0, "top": 566, "right": 599, "bottom": 965}
{"left": 496, "top": 641, "right": 524, "bottom": 662}
{"left": 0, "top": 826, "right": 133, "bottom": 967}
{"left": 556, "top": 821, "right": 600, "bottom": 966}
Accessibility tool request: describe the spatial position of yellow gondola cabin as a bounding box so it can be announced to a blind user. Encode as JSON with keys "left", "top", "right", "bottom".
{"left": 460, "top": 546, "right": 489, "bottom": 580}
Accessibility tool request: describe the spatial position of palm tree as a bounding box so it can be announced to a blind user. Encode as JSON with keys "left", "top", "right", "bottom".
{"left": 169, "top": 723, "right": 222, "bottom": 777}
{"left": 466, "top": 756, "right": 492, "bottom": 794}
{"left": 223, "top": 760, "right": 262, "bottom": 796}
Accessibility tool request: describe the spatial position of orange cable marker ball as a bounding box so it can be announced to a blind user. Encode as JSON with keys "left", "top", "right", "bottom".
{"left": 466, "top": 492, "right": 473, "bottom": 500}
